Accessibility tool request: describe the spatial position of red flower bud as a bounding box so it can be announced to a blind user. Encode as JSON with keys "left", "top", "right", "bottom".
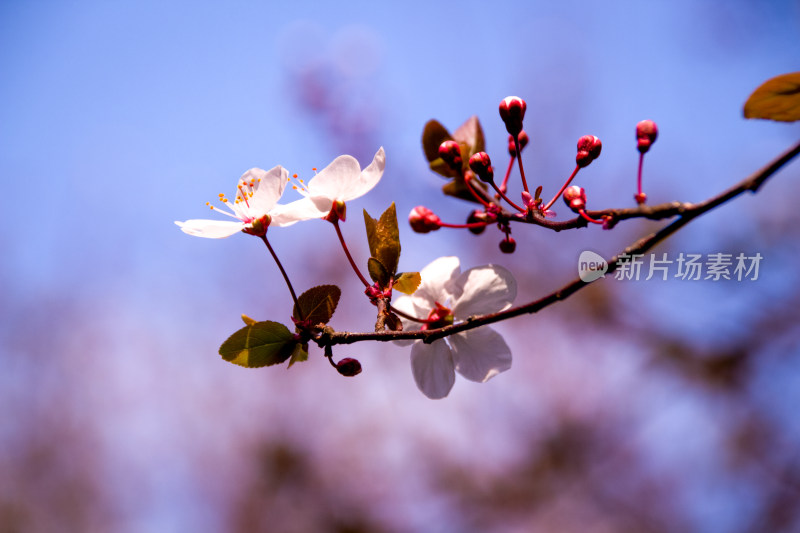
{"left": 468, "top": 152, "right": 494, "bottom": 182}
{"left": 408, "top": 206, "right": 441, "bottom": 233}
{"left": 576, "top": 135, "right": 602, "bottom": 168}
{"left": 499, "top": 236, "right": 516, "bottom": 254}
{"left": 636, "top": 120, "right": 658, "bottom": 154}
{"left": 466, "top": 210, "right": 487, "bottom": 235}
{"left": 563, "top": 185, "right": 586, "bottom": 211}
{"left": 336, "top": 358, "right": 362, "bottom": 377}
{"left": 438, "top": 140, "right": 463, "bottom": 170}
{"left": 507, "top": 131, "right": 529, "bottom": 156}
{"left": 499, "top": 96, "right": 527, "bottom": 136}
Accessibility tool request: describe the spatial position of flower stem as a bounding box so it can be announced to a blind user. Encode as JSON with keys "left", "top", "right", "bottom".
{"left": 388, "top": 304, "right": 429, "bottom": 324}
{"left": 514, "top": 136, "right": 530, "bottom": 194}
{"left": 260, "top": 235, "right": 303, "bottom": 319}
{"left": 579, "top": 209, "right": 604, "bottom": 225}
{"left": 463, "top": 173, "right": 494, "bottom": 208}
{"left": 543, "top": 165, "right": 580, "bottom": 212}
{"left": 331, "top": 218, "right": 371, "bottom": 288}
{"left": 636, "top": 152, "right": 645, "bottom": 202}
{"left": 439, "top": 221, "right": 491, "bottom": 230}
{"left": 498, "top": 155, "right": 515, "bottom": 194}
{"left": 489, "top": 180, "right": 526, "bottom": 213}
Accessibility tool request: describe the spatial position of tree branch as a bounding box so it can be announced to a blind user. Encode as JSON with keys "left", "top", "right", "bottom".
{"left": 317, "top": 139, "right": 800, "bottom": 348}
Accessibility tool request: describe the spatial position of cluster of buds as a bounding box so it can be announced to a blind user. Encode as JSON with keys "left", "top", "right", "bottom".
{"left": 576, "top": 135, "right": 603, "bottom": 168}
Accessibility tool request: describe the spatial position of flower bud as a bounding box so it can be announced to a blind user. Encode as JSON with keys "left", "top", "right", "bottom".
{"left": 466, "top": 210, "right": 487, "bottom": 235}
{"left": 408, "top": 206, "right": 441, "bottom": 233}
{"left": 636, "top": 120, "right": 658, "bottom": 154}
{"left": 438, "top": 140, "right": 462, "bottom": 170}
{"left": 563, "top": 185, "right": 586, "bottom": 211}
{"left": 499, "top": 236, "right": 516, "bottom": 254}
{"left": 576, "top": 135, "right": 602, "bottom": 168}
{"left": 336, "top": 358, "right": 362, "bottom": 377}
{"left": 468, "top": 152, "right": 494, "bottom": 182}
{"left": 499, "top": 96, "right": 527, "bottom": 136}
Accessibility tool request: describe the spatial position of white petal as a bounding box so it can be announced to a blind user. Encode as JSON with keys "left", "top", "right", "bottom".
{"left": 449, "top": 327, "right": 512, "bottom": 383}
{"left": 175, "top": 219, "right": 245, "bottom": 238}
{"left": 391, "top": 295, "right": 425, "bottom": 346}
{"left": 451, "top": 264, "right": 517, "bottom": 319}
{"left": 410, "top": 340, "right": 456, "bottom": 399}
{"left": 247, "top": 166, "right": 287, "bottom": 214}
{"left": 306, "top": 154, "right": 361, "bottom": 200}
{"left": 415, "top": 256, "right": 461, "bottom": 306}
{"left": 272, "top": 197, "right": 329, "bottom": 224}
{"left": 344, "top": 146, "right": 385, "bottom": 201}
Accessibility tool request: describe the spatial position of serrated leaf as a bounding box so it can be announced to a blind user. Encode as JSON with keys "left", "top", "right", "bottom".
{"left": 452, "top": 116, "right": 485, "bottom": 157}
{"left": 744, "top": 72, "right": 800, "bottom": 122}
{"left": 219, "top": 321, "right": 297, "bottom": 368}
{"left": 393, "top": 272, "right": 421, "bottom": 294}
{"left": 367, "top": 257, "right": 391, "bottom": 287}
{"left": 287, "top": 343, "right": 308, "bottom": 368}
{"left": 422, "top": 120, "right": 454, "bottom": 162}
{"left": 363, "top": 203, "right": 401, "bottom": 276}
{"left": 293, "top": 285, "right": 341, "bottom": 325}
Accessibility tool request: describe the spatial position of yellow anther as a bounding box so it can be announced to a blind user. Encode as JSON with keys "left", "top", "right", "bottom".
{"left": 293, "top": 173, "right": 298, "bottom": 178}
{"left": 312, "top": 167, "right": 317, "bottom": 171}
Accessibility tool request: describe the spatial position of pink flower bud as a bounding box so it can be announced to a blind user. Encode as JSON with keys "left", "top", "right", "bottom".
{"left": 499, "top": 236, "right": 516, "bottom": 254}
{"left": 507, "top": 131, "right": 529, "bottom": 156}
{"left": 499, "top": 96, "right": 527, "bottom": 135}
{"left": 468, "top": 152, "right": 494, "bottom": 182}
{"left": 563, "top": 185, "right": 586, "bottom": 211}
{"left": 336, "top": 358, "right": 362, "bottom": 377}
{"left": 636, "top": 120, "right": 658, "bottom": 154}
{"left": 576, "top": 135, "right": 602, "bottom": 168}
{"left": 409, "top": 206, "right": 441, "bottom": 233}
{"left": 438, "top": 140, "right": 463, "bottom": 170}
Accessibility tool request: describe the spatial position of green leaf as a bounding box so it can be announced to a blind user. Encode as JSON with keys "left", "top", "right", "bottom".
{"left": 363, "top": 203, "right": 401, "bottom": 276}
{"left": 744, "top": 72, "right": 800, "bottom": 122}
{"left": 367, "top": 257, "right": 391, "bottom": 287}
{"left": 422, "top": 120, "right": 453, "bottom": 163}
{"left": 534, "top": 185, "right": 543, "bottom": 202}
{"left": 451, "top": 115, "right": 485, "bottom": 158}
{"left": 393, "top": 272, "right": 421, "bottom": 295}
{"left": 287, "top": 343, "right": 309, "bottom": 368}
{"left": 293, "top": 285, "right": 341, "bottom": 325}
{"left": 219, "top": 321, "right": 297, "bottom": 368}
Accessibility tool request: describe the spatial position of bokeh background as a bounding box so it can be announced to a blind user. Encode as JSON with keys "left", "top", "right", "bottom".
{"left": 2, "top": 1, "right": 800, "bottom": 532}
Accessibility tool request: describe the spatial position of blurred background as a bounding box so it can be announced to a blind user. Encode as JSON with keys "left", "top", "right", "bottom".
{"left": 2, "top": 1, "right": 800, "bottom": 532}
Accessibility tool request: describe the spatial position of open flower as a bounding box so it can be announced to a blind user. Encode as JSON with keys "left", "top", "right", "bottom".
{"left": 175, "top": 165, "right": 298, "bottom": 238}
{"left": 392, "top": 256, "right": 517, "bottom": 399}
{"left": 281, "top": 147, "right": 385, "bottom": 221}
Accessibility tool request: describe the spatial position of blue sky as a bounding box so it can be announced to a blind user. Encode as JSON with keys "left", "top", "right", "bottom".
{"left": 1, "top": 1, "right": 799, "bottom": 531}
